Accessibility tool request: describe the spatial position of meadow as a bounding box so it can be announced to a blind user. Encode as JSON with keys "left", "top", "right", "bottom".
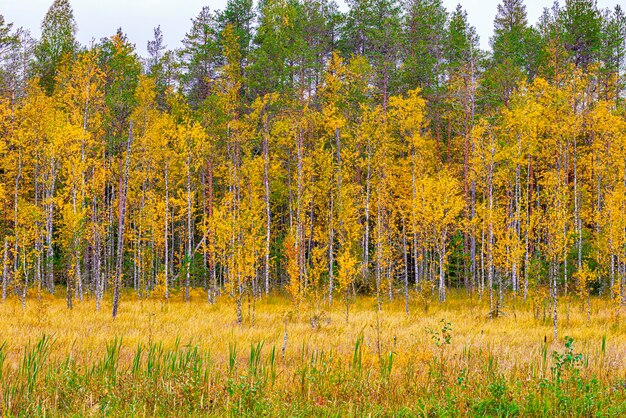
{"left": 0, "top": 291, "right": 625, "bottom": 416}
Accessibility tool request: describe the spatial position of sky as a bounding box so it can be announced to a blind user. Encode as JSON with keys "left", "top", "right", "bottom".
{"left": 0, "top": 0, "right": 623, "bottom": 56}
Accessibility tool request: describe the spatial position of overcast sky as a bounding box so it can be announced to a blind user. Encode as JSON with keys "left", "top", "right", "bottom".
{"left": 0, "top": 0, "right": 623, "bottom": 56}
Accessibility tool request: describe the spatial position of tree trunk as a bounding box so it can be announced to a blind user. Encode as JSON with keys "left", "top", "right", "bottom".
{"left": 2, "top": 238, "right": 8, "bottom": 302}
{"left": 403, "top": 219, "right": 409, "bottom": 316}
{"left": 164, "top": 163, "right": 170, "bottom": 300}
{"left": 263, "top": 120, "right": 271, "bottom": 295}
{"left": 185, "top": 147, "right": 192, "bottom": 302}
{"left": 363, "top": 142, "right": 371, "bottom": 286}
{"left": 488, "top": 144, "right": 495, "bottom": 314}
{"left": 112, "top": 125, "right": 133, "bottom": 318}
{"left": 552, "top": 259, "right": 558, "bottom": 340}
{"left": 93, "top": 197, "right": 103, "bottom": 311}
{"left": 328, "top": 192, "right": 334, "bottom": 305}
{"left": 438, "top": 232, "right": 446, "bottom": 302}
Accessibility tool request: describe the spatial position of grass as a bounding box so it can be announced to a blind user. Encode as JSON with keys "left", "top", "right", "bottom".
{"left": 0, "top": 289, "right": 625, "bottom": 416}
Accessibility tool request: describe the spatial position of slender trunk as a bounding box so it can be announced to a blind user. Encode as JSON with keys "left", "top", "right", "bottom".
{"left": 45, "top": 163, "right": 57, "bottom": 294}
{"left": 524, "top": 156, "right": 532, "bottom": 301}
{"left": 563, "top": 223, "right": 568, "bottom": 296}
{"left": 438, "top": 231, "right": 446, "bottom": 302}
{"left": 328, "top": 192, "right": 334, "bottom": 305}
{"left": 469, "top": 58, "right": 477, "bottom": 295}
{"left": 552, "top": 259, "right": 558, "bottom": 340}
{"left": 94, "top": 198, "right": 103, "bottom": 311}
{"left": 363, "top": 142, "right": 371, "bottom": 286}
{"left": 201, "top": 170, "right": 207, "bottom": 291}
{"left": 79, "top": 74, "right": 89, "bottom": 301}
{"left": 133, "top": 227, "right": 139, "bottom": 295}
{"left": 513, "top": 144, "right": 521, "bottom": 295}
{"left": 21, "top": 235, "right": 27, "bottom": 308}
{"left": 34, "top": 156, "right": 42, "bottom": 298}
{"left": 470, "top": 177, "right": 476, "bottom": 294}
{"left": 164, "top": 163, "right": 170, "bottom": 300}
{"left": 611, "top": 252, "right": 615, "bottom": 299}
{"left": 480, "top": 223, "right": 485, "bottom": 298}
{"left": 67, "top": 188, "right": 78, "bottom": 310}
{"left": 411, "top": 146, "right": 419, "bottom": 288}
{"left": 185, "top": 147, "right": 192, "bottom": 302}
{"left": 13, "top": 152, "right": 22, "bottom": 295}
{"left": 403, "top": 219, "right": 409, "bottom": 316}
{"left": 488, "top": 138, "right": 495, "bottom": 314}
{"left": 263, "top": 120, "right": 271, "bottom": 295}
{"left": 105, "top": 176, "right": 114, "bottom": 291}
{"left": 207, "top": 157, "right": 216, "bottom": 302}
{"left": 330, "top": 127, "right": 342, "bottom": 305}
{"left": 375, "top": 192, "right": 382, "bottom": 313}
{"left": 112, "top": 125, "right": 133, "bottom": 318}
{"left": 138, "top": 180, "right": 147, "bottom": 297}
{"left": 574, "top": 139, "right": 582, "bottom": 271}
{"left": 296, "top": 129, "right": 305, "bottom": 290}
{"left": 2, "top": 238, "right": 8, "bottom": 301}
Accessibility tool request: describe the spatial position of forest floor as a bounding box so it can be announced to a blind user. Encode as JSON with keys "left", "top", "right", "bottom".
{"left": 0, "top": 290, "right": 625, "bottom": 416}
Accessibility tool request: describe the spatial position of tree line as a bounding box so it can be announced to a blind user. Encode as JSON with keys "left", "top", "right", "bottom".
{"left": 0, "top": 0, "right": 625, "bottom": 329}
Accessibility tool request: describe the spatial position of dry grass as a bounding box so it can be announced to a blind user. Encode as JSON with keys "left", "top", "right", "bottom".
{"left": 0, "top": 289, "right": 625, "bottom": 416}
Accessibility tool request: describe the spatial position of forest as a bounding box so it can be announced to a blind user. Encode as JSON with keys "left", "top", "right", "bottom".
{"left": 1, "top": 0, "right": 625, "bottom": 323}
{"left": 0, "top": 0, "right": 626, "bottom": 415}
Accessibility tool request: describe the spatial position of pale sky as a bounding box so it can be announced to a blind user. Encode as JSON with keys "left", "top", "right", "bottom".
{"left": 0, "top": 0, "right": 623, "bottom": 55}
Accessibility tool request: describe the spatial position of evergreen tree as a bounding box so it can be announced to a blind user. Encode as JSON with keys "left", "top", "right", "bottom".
{"left": 0, "top": 16, "right": 28, "bottom": 99}
{"left": 483, "top": 0, "right": 542, "bottom": 107}
{"left": 0, "top": 15, "right": 16, "bottom": 55}
{"left": 217, "top": 0, "right": 255, "bottom": 63}
{"left": 34, "top": 0, "right": 78, "bottom": 95}
{"left": 147, "top": 25, "right": 165, "bottom": 73}
{"left": 445, "top": 5, "right": 480, "bottom": 74}
{"left": 179, "top": 7, "right": 220, "bottom": 108}
{"left": 342, "top": 0, "right": 402, "bottom": 108}
{"left": 99, "top": 29, "right": 141, "bottom": 149}
{"left": 146, "top": 25, "right": 169, "bottom": 106}
{"left": 401, "top": 0, "right": 448, "bottom": 96}
{"left": 561, "top": 0, "right": 602, "bottom": 70}
{"left": 439, "top": 4, "right": 482, "bottom": 154}
{"left": 599, "top": 6, "right": 626, "bottom": 100}
{"left": 250, "top": 0, "right": 339, "bottom": 102}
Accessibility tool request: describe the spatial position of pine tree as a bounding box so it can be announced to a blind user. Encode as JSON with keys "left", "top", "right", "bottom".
{"left": 483, "top": 0, "right": 542, "bottom": 108}
{"left": 180, "top": 7, "right": 220, "bottom": 108}
{"left": 561, "top": 0, "right": 602, "bottom": 70}
{"left": 342, "top": 0, "right": 402, "bottom": 108}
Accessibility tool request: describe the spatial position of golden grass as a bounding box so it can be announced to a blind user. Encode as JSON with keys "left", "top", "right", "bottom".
{"left": 1, "top": 289, "right": 625, "bottom": 415}
{"left": 1, "top": 291, "right": 624, "bottom": 373}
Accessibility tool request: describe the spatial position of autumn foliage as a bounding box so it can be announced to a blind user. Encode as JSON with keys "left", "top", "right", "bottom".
{"left": 0, "top": 0, "right": 625, "bottom": 335}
